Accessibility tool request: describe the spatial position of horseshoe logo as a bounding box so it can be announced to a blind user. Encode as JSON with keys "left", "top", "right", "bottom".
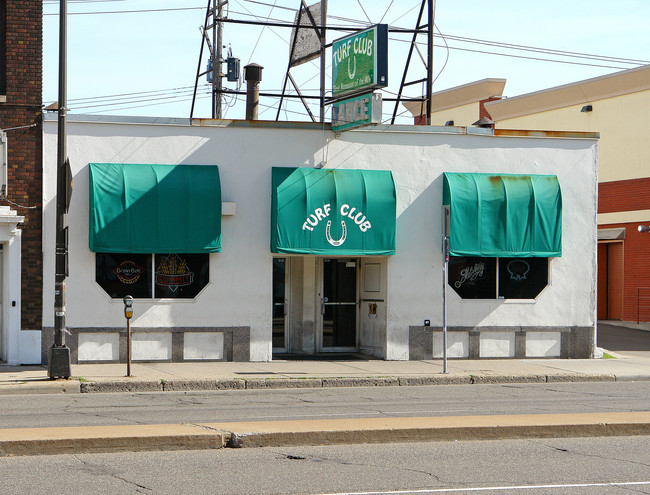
{"left": 325, "top": 220, "right": 347, "bottom": 247}
{"left": 347, "top": 57, "right": 357, "bottom": 80}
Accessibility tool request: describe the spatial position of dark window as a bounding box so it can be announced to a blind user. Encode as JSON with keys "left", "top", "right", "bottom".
{"left": 498, "top": 257, "right": 549, "bottom": 299}
{"left": 154, "top": 253, "right": 209, "bottom": 299}
{"left": 449, "top": 256, "right": 549, "bottom": 300}
{"left": 96, "top": 253, "right": 152, "bottom": 299}
{"left": 95, "top": 253, "right": 209, "bottom": 299}
{"left": 448, "top": 257, "right": 497, "bottom": 299}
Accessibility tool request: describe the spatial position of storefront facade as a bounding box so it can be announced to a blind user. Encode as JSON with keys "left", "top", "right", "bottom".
{"left": 41, "top": 115, "right": 598, "bottom": 363}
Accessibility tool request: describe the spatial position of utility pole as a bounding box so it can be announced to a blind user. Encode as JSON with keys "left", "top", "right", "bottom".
{"left": 49, "top": 0, "right": 71, "bottom": 379}
{"left": 211, "top": 0, "right": 225, "bottom": 119}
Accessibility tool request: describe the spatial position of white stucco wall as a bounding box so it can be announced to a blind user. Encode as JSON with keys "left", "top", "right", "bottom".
{"left": 43, "top": 117, "right": 597, "bottom": 361}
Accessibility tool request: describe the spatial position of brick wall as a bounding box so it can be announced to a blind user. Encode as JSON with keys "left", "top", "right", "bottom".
{"left": 599, "top": 223, "right": 650, "bottom": 322}
{"left": 599, "top": 177, "right": 650, "bottom": 214}
{"left": 0, "top": 1, "right": 43, "bottom": 330}
{"left": 479, "top": 96, "right": 500, "bottom": 120}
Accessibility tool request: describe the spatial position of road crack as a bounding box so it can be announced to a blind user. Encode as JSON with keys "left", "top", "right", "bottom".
{"left": 71, "top": 454, "right": 152, "bottom": 491}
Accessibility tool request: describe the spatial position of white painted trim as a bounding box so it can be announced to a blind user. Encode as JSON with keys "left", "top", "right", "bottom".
{"left": 0, "top": 211, "right": 24, "bottom": 365}
{"left": 598, "top": 209, "right": 650, "bottom": 225}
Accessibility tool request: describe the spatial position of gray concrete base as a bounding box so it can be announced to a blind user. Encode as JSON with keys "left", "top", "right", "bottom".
{"left": 41, "top": 327, "right": 251, "bottom": 364}
{"left": 409, "top": 326, "right": 595, "bottom": 360}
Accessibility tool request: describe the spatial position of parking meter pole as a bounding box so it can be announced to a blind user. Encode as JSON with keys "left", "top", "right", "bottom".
{"left": 123, "top": 296, "right": 133, "bottom": 377}
{"left": 126, "top": 318, "right": 131, "bottom": 377}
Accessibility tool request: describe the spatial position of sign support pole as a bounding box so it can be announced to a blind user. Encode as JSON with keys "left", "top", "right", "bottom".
{"left": 426, "top": 0, "right": 434, "bottom": 125}
{"left": 442, "top": 206, "right": 450, "bottom": 374}
{"left": 319, "top": 0, "right": 327, "bottom": 121}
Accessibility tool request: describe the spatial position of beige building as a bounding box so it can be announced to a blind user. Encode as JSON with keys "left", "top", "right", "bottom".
{"left": 405, "top": 64, "right": 650, "bottom": 324}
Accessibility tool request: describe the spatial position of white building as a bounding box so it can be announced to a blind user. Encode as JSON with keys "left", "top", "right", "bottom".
{"left": 39, "top": 115, "right": 598, "bottom": 363}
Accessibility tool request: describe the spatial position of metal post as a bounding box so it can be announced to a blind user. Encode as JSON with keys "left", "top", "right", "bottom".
{"left": 49, "top": 0, "right": 71, "bottom": 379}
{"left": 215, "top": 0, "right": 224, "bottom": 119}
{"left": 442, "top": 236, "right": 448, "bottom": 373}
{"left": 319, "top": 0, "right": 327, "bottom": 122}
{"left": 426, "top": 0, "right": 434, "bottom": 125}
{"left": 123, "top": 296, "right": 133, "bottom": 377}
{"left": 211, "top": 1, "right": 217, "bottom": 118}
{"left": 441, "top": 205, "right": 450, "bottom": 374}
{"left": 126, "top": 318, "right": 131, "bottom": 377}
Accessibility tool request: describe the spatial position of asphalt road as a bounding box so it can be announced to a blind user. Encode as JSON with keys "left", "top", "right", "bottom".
{"left": 598, "top": 323, "right": 650, "bottom": 357}
{"left": 1, "top": 381, "right": 648, "bottom": 429}
{"left": 1, "top": 437, "right": 648, "bottom": 494}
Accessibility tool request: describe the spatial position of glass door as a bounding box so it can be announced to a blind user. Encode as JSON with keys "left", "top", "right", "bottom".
{"left": 272, "top": 258, "right": 288, "bottom": 353}
{"left": 321, "top": 258, "right": 358, "bottom": 350}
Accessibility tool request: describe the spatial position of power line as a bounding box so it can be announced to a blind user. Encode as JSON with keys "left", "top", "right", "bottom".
{"left": 399, "top": 38, "right": 635, "bottom": 70}
{"left": 438, "top": 33, "right": 650, "bottom": 65}
{"left": 44, "top": 6, "right": 205, "bottom": 16}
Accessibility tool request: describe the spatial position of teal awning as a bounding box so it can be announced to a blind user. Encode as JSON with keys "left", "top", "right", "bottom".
{"left": 443, "top": 172, "right": 562, "bottom": 257}
{"left": 271, "top": 167, "right": 396, "bottom": 255}
{"left": 89, "top": 163, "right": 221, "bottom": 253}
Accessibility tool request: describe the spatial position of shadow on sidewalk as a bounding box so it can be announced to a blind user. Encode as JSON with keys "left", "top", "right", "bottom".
{"left": 598, "top": 323, "right": 650, "bottom": 352}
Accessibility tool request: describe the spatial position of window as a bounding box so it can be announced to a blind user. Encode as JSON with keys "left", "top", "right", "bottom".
{"left": 96, "top": 253, "right": 209, "bottom": 299}
{"left": 449, "top": 256, "right": 549, "bottom": 300}
{"left": 498, "top": 257, "right": 549, "bottom": 299}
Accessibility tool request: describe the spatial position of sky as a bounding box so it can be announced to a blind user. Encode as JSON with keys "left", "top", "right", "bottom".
{"left": 42, "top": 0, "right": 650, "bottom": 125}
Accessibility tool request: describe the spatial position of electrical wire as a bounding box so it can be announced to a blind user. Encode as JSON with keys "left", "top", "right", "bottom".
{"left": 3, "top": 199, "right": 40, "bottom": 210}
{"left": 355, "top": 0, "right": 372, "bottom": 24}
{"left": 242, "top": 0, "right": 296, "bottom": 12}
{"left": 246, "top": 0, "right": 278, "bottom": 65}
{"left": 378, "top": 0, "right": 396, "bottom": 25}
{"left": 44, "top": 6, "right": 205, "bottom": 16}
{"left": 43, "top": 1, "right": 650, "bottom": 118}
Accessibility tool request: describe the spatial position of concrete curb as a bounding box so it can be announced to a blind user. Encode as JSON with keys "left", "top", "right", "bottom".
{"left": 79, "top": 373, "right": 639, "bottom": 394}
{"left": 0, "top": 423, "right": 227, "bottom": 457}
{"left": 1, "top": 412, "right": 648, "bottom": 457}
{"left": 1, "top": 372, "right": 647, "bottom": 395}
{"left": 222, "top": 411, "right": 650, "bottom": 447}
{"left": 0, "top": 381, "right": 81, "bottom": 395}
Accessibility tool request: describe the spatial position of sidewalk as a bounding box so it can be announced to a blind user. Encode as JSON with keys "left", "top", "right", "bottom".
{"left": 1, "top": 347, "right": 649, "bottom": 456}
{"left": 1, "top": 350, "right": 649, "bottom": 395}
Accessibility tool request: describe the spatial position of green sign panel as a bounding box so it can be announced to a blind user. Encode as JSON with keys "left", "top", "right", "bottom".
{"left": 332, "top": 24, "right": 388, "bottom": 97}
{"left": 332, "top": 93, "right": 382, "bottom": 132}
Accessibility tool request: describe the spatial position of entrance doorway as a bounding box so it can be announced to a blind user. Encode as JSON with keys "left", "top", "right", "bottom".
{"left": 272, "top": 258, "right": 288, "bottom": 352}
{"left": 0, "top": 249, "right": 3, "bottom": 360}
{"left": 321, "top": 258, "right": 357, "bottom": 350}
{"left": 597, "top": 241, "right": 624, "bottom": 320}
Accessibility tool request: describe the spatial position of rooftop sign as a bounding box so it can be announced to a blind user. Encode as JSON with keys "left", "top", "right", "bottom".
{"left": 332, "top": 24, "right": 388, "bottom": 97}
{"left": 332, "top": 93, "right": 382, "bottom": 132}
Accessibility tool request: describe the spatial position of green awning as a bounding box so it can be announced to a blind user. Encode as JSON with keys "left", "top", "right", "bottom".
{"left": 89, "top": 163, "right": 221, "bottom": 253}
{"left": 443, "top": 172, "right": 562, "bottom": 257}
{"left": 271, "top": 167, "right": 396, "bottom": 255}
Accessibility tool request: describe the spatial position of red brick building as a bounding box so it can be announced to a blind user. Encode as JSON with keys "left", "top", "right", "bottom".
{"left": 0, "top": 0, "right": 43, "bottom": 364}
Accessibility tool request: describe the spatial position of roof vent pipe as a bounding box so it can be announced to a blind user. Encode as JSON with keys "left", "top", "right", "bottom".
{"left": 472, "top": 116, "right": 495, "bottom": 128}
{"left": 244, "top": 63, "right": 263, "bottom": 120}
